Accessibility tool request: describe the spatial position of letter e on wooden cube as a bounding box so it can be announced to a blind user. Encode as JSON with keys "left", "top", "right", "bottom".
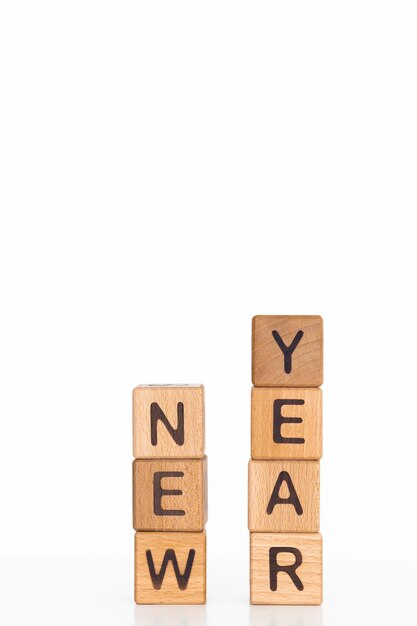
{"left": 251, "top": 387, "right": 322, "bottom": 460}
{"left": 133, "top": 458, "right": 208, "bottom": 531}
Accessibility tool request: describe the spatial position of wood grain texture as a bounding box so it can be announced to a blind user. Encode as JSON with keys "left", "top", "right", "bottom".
{"left": 135, "top": 531, "right": 206, "bottom": 604}
{"left": 133, "top": 385, "right": 205, "bottom": 459}
{"left": 250, "top": 533, "right": 322, "bottom": 605}
{"left": 251, "top": 387, "right": 322, "bottom": 460}
{"left": 252, "top": 315, "right": 323, "bottom": 387}
{"left": 248, "top": 460, "right": 320, "bottom": 532}
{"left": 132, "top": 457, "right": 208, "bottom": 531}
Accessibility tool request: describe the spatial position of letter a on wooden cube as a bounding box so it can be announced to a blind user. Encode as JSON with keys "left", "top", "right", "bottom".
{"left": 250, "top": 533, "right": 322, "bottom": 605}
{"left": 133, "top": 458, "right": 208, "bottom": 531}
{"left": 252, "top": 315, "right": 323, "bottom": 387}
{"left": 251, "top": 387, "right": 322, "bottom": 460}
{"left": 135, "top": 531, "right": 206, "bottom": 604}
{"left": 248, "top": 460, "right": 320, "bottom": 532}
{"left": 133, "top": 385, "right": 205, "bottom": 459}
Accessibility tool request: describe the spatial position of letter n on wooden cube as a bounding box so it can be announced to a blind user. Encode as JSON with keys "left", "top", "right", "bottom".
{"left": 250, "top": 533, "right": 322, "bottom": 605}
{"left": 133, "top": 458, "right": 208, "bottom": 531}
{"left": 252, "top": 315, "right": 323, "bottom": 387}
{"left": 133, "top": 385, "right": 205, "bottom": 459}
{"left": 135, "top": 531, "right": 206, "bottom": 604}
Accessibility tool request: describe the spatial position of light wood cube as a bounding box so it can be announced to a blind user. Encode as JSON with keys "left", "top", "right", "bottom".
{"left": 250, "top": 533, "right": 322, "bottom": 605}
{"left": 248, "top": 460, "right": 319, "bottom": 532}
{"left": 133, "top": 458, "right": 208, "bottom": 531}
{"left": 251, "top": 387, "right": 322, "bottom": 460}
{"left": 252, "top": 315, "right": 323, "bottom": 387}
{"left": 135, "top": 531, "right": 206, "bottom": 604}
{"left": 133, "top": 385, "right": 204, "bottom": 459}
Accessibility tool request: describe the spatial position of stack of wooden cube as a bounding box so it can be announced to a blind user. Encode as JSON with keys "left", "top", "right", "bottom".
{"left": 132, "top": 384, "right": 208, "bottom": 604}
{"left": 249, "top": 316, "right": 323, "bottom": 605}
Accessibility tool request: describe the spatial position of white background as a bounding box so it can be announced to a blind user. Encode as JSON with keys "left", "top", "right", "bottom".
{"left": 1, "top": 1, "right": 416, "bottom": 624}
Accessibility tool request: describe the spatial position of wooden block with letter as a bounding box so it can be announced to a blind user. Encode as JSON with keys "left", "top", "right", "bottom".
{"left": 251, "top": 387, "right": 322, "bottom": 460}
{"left": 252, "top": 315, "right": 323, "bottom": 387}
{"left": 248, "top": 460, "right": 320, "bottom": 532}
{"left": 250, "top": 532, "right": 322, "bottom": 605}
{"left": 133, "top": 384, "right": 204, "bottom": 459}
{"left": 132, "top": 457, "right": 208, "bottom": 531}
{"left": 135, "top": 531, "right": 206, "bottom": 604}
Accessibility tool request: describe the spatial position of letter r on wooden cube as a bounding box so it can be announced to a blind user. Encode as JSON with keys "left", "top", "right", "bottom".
{"left": 250, "top": 533, "right": 322, "bottom": 605}
{"left": 133, "top": 458, "right": 208, "bottom": 531}
{"left": 252, "top": 315, "right": 323, "bottom": 387}
{"left": 133, "top": 385, "right": 205, "bottom": 459}
{"left": 135, "top": 531, "right": 206, "bottom": 604}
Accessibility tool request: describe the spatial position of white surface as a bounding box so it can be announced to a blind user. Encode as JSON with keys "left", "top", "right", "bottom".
{"left": 1, "top": 0, "right": 417, "bottom": 618}
{"left": 0, "top": 558, "right": 415, "bottom": 624}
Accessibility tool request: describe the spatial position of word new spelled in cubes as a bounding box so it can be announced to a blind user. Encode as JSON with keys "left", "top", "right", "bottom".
{"left": 132, "top": 383, "right": 208, "bottom": 605}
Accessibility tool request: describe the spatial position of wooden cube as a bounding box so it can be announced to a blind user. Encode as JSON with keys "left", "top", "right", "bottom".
{"left": 135, "top": 531, "right": 206, "bottom": 604}
{"left": 133, "top": 385, "right": 204, "bottom": 459}
{"left": 248, "top": 460, "right": 319, "bottom": 532}
{"left": 251, "top": 387, "right": 322, "bottom": 460}
{"left": 252, "top": 315, "right": 323, "bottom": 387}
{"left": 133, "top": 457, "right": 208, "bottom": 531}
{"left": 250, "top": 533, "right": 322, "bottom": 605}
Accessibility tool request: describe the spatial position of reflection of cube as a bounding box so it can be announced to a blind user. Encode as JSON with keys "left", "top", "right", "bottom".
{"left": 248, "top": 460, "right": 320, "bottom": 532}
{"left": 252, "top": 315, "right": 323, "bottom": 387}
{"left": 250, "top": 533, "right": 322, "bottom": 605}
{"left": 135, "top": 531, "right": 206, "bottom": 604}
{"left": 133, "top": 385, "right": 205, "bottom": 459}
{"left": 251, "top": 387, "right": 322, "bottom": 459}
{"left": 132, "top": 457, "right": 208, "bottom": 531}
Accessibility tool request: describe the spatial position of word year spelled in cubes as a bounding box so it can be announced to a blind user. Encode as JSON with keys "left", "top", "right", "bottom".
{"left": 249, "top": 315, "right": 323, "bottom": 605}
{"left": 132, "top": 384, "right": 207, "bottom": 604}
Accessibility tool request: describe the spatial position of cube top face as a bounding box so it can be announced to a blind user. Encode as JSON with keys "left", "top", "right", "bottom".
{"left": 132, "top": 457, "right": 208, "bottom": 531}
{"left": 135, "top": 531, "right": 206, "bottom": 604}
{"left": 250, "top": 533, "right": 322, "bottom": 605}
{"left": 248, "top": 460, "right": 320, "bottom": 532}
{"left": 133, "top": 384, "right": 205, "bottom": 459}
{"left": 251, "top": 387, "right": 322, "bottom": 460}
{"left": 252, "top": 316, "right": 323, "bottom": 387}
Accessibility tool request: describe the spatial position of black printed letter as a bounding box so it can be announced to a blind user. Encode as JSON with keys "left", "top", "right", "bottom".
{"left": 153, "top": 471, "right": 185, "bottom": 516}
{"left": 146, "top": 549, "right": 195, "bottom": 590}
{"left": 266, "top": 471, "right": 303, "bottom": 516}
{"left": 273, "top": 399, "right": 305, "bottom": 445}
{"left": 271, "top": 329, "right": 303, "bottom": 374}
{"left": 269, "top": 547, "right": 304, "bottom": 591}
{"left": 150, "top": 402, "right": 185, "bottom": 446}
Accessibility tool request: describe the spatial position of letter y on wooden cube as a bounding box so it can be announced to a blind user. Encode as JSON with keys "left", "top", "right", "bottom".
{"left": 133, "top": 385, "right": 205, "bottom": 459}
{"left": 252, "top": 316, "right": 323, "bottom": 387}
